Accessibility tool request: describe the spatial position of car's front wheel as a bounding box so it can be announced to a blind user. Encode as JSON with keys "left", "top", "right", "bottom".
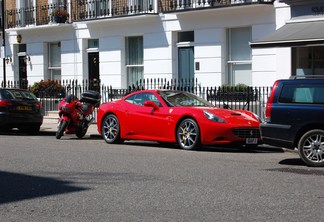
{"left": 176, "top": 118, "right": 200, "bottom": 150}
{"left": 298, "top": 129, "right": 324, "bottom": 167}
{"left": 101, "top": 114, "right": 123, "bottom": 144}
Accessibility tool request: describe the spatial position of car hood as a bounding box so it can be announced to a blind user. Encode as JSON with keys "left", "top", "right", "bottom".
{"left": 196, "top": 107, "right": 259, "bottom": 124}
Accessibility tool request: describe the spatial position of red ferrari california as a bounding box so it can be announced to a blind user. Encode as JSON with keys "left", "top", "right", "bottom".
{"left": 97, "top": 90, "right": 261, "bottom": 150}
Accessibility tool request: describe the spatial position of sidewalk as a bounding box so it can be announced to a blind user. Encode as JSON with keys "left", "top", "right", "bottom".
{"left": 41, "top": 114, "right": 100, "bottom": 137}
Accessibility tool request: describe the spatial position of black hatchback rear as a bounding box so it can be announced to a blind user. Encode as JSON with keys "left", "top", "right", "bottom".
{"left": 0, "top": 88, "right": 44, "bottom": 134}
{"left": 261, "top": 77, "right": 324, "bottom": 167}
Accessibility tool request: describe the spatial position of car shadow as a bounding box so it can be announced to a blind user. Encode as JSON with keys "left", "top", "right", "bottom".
{"left": 278, "top": 158, "right": 306, "bottom": 166}
{"left": 0, "top": 129, "right": 56, "bottom": 137}
{"left": 0, "top": 171, "right": 88, "bottom": 205}
{"left": 0, "top": 130, "right": 102, "bottom": 139}
{"left": 121, "top": 141, "right": 285, "bottom": 153}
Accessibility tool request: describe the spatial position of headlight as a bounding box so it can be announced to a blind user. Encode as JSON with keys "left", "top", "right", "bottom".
{"left": 203, "top": 110, "right": 225, "bottom": 123}
{"left": 252, "top": 112, "right": 262, "bottom": 123}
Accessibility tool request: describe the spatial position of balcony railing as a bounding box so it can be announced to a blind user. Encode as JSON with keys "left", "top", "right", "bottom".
{"left": 4, "top": 0, "right": 157, "bottom": 28}
{"left": 1, "top": 0, "right": 273, "bottom": 29}
{"left": 160, "top": 0, "right": 274, "bottom": 13}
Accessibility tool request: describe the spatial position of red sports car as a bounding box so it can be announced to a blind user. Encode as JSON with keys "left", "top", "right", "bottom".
{"left": 97, "top": 90, "right": 261, "bottom": 150}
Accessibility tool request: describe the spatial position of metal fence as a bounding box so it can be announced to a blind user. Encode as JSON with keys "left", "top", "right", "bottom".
{"left": 1, "top": 79, "right": 271, "bottom": 120}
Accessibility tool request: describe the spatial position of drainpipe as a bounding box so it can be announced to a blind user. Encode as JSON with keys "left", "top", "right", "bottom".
{"left": 154, "top": 0, "right": 158, "bottom": 13}
{"left": 68, "top": 0, "right": 72, "bottom": 23}
{"left": 1, "top": 0, "right": 5, "bottom": 87}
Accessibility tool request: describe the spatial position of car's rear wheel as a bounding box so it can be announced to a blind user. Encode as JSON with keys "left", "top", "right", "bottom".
{"left": 176, "top": 118, "right": 200, "bottom": 150}
{"left": 298, "top": 129, "right": 324, "bottom": 167}
{"left": 102, "top": 114, "right": 123, "bottom": 144}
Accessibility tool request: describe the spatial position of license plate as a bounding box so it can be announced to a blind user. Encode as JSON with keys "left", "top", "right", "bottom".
{"left": 16, "top": 106, "right": 32, "bottom": 111}
{"left": 246, "top": 138, "right": 258, "bottom": 144}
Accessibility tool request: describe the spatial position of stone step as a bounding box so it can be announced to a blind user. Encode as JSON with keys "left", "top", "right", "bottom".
{"left": 44, "top": 111, "right": 59, "bottom": 119}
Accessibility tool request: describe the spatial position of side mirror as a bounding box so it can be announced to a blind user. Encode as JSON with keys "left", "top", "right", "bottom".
{"left": 144, "top": 100, "right": 159, "bottom": 110}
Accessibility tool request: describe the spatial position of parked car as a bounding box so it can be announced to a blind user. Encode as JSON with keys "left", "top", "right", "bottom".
{"left": 97, "top": 89, "right": 261, "bottom": 150}
{"left": 261, "top": 76, "right": 324, "bottom": 167}
{"left": 0, "top": 88, "right": 44, "bottom": 134}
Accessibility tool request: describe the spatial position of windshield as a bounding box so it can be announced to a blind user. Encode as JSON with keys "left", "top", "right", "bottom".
{"left": 158, "top": 91, "right": 213, "bottom": 107}
{"left": 2, "top": 89, "right": 38, "bottom": 100}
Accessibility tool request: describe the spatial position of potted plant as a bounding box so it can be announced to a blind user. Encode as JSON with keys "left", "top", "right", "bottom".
{"left": 52, "top": 9, "right": 69, "bottom": 23}
{"left": 30, "top": 79, "right": 65, "bottom": 98}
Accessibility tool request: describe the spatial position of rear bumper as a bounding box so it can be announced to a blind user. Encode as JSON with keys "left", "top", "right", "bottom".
{"left": 0, "top": 112, "right": 43, "bottom": 128}
{"left": 260, "top": 123, "right": 295, "bottom": 149}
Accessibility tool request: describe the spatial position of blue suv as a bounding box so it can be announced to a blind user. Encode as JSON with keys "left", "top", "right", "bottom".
{"left": 261, "top": 77, "right": 324, "bottom": 167}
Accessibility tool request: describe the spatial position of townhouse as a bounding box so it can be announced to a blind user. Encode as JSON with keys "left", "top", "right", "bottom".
{"left": 0, "top": 0, "right": 323, "bottom": 90}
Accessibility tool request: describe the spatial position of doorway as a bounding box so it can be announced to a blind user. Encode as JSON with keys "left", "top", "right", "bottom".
{"left": 178, "top": 47, "right": 194, "bottom": 81}
{"left": 18, "top": 56, "right": 27, "bottom": 89}
{"left": 88, "top": 52, "right": 100, "bottom": 91}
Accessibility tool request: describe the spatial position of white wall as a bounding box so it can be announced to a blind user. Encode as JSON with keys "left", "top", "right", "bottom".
{"left": 0, "top": 4, "right": 279, "bottom": 88}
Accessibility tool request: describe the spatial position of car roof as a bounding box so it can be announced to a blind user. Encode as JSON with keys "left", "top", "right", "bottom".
{"left": 0, "top": 88, "right": 29, "bottom": 91}
{"left": 126, "top": 89, "right": 183, "bottom": 95}
{"left": 277, "top": 78, "right": 324, "bottom": 83}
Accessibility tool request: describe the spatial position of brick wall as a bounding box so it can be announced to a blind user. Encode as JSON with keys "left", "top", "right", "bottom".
{"left": 6, "top": 0, "right": 16, "bottom": 10}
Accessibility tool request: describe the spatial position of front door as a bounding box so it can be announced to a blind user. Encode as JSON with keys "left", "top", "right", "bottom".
{"left": 18, "top": 56, "right": 27, "bottom": 89}
{"left": 88, "top": 52, "right": 100, "bottom": 91}
{"left": 178, "top": 47, "right": 194, "bottom": 81}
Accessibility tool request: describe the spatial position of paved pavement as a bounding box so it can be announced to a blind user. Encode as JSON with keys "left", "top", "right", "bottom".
{"left": 41, "top": 115, "right": 100, "bottom": 137}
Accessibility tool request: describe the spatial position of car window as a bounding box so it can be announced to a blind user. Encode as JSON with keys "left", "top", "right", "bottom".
{"left": 3, "top": 89, "right": 37, "bottom": 100}
{"left": 125, "top": 92, "right": 161, "bottom": 107}
{"left": 159, "top": 91, "right": 213, "bottom": 107}
{"left": 1, "top": 90, "right": 15, "bottom": 99}
{"left": 279, "top": 84, "right": 324, "bottom": 104}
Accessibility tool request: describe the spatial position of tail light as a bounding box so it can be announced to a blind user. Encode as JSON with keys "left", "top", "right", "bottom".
{"left": 36, "top": 101, "right": 43, "bottom": 109}
{"left": 265, "top": 80, "right": 279, "bottom": 122}
{"left": 0, "top": 100, "right": 12, "bottom": 106}
{"left": 0, "top": 100, "right": 12, "bottom": 112}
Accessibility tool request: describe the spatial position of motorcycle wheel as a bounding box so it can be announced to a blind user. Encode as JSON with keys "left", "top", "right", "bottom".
{"left": 76, "top": 122, "right": 88, "bottom": 138}
{"left": 56, "top": 120, "right": 68, "bottom": 139}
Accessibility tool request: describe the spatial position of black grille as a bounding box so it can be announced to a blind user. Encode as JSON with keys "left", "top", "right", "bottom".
{"left": 232, "top": 128, "right": 260, "bottom": 138}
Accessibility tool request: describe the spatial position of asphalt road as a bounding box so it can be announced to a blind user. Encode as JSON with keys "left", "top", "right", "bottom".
{"left": 0, "top": 131, "right": 323, "bottom": 222}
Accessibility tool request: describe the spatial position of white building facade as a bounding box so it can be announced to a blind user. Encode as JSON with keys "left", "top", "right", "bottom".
{"left": 1, "top": 0, "right": 322, "bottom": 89}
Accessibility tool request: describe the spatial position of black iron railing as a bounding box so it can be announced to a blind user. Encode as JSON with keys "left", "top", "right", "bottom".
{"left": 1, "top": 78, "right": 271, "bottom": 120}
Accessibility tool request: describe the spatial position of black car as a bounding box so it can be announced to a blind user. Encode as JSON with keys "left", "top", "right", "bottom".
{"left": 0, "top": 88, "right": 44, "bottom": 134}
{"left": 261, "top": 76, "right": 324, "bottom": 167}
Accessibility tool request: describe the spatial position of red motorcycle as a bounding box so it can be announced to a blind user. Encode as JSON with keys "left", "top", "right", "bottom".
{"left": 56, "top": 90, "right": 101, "bottom": 139}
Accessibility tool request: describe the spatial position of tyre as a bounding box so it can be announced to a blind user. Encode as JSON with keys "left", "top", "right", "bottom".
{"left": 56, "top": 120, "right": 68, "bottom": 139}
{"left": 176, "top": 118, "right": 200, "bottom": 150}
{"left": 298, "top": 129, "right": 324, "bottom": 167}
{"left": 101, "top": 114, "right": 123, "bottom": 144}
{"left": 76, "top": 122, "right": 88, "bottom": 138}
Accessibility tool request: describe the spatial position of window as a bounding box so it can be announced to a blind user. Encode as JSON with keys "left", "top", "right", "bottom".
{"left": 18, "top": 0, "right": 34, "bottom": 26}
{"left": 126, "top": 36, "right": 144, "bottom": 87}
{"left": 125, "top": 92, "right": 160, "bottom": 106}
{"left": 48, "top": 42, "right": 61, "bottom": 81}
{"left": 52, "top": 0, "right": 67, "bottom": 6}
{"left": 227, "top": 27, "right": 252, "bottom": 86}
{"left": 279, "top": 84, "right": 324, "bottom": 104}
{"left": 84, "top": 0, "right": 108, "bottom": 17}
{"left": 18, "top": 44, "right": 26, "bottom": 53}
{"left": 178, "top": 31, "right": 194, "bottom": 42}
{"left": 88, "top": 39, "right": 99, "bottom": 49}
{"left": 128, "top": 0, "right": 152, "bottom": 13}
{"left": 292, "top": 46, "right": 324, "bottom": 76}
